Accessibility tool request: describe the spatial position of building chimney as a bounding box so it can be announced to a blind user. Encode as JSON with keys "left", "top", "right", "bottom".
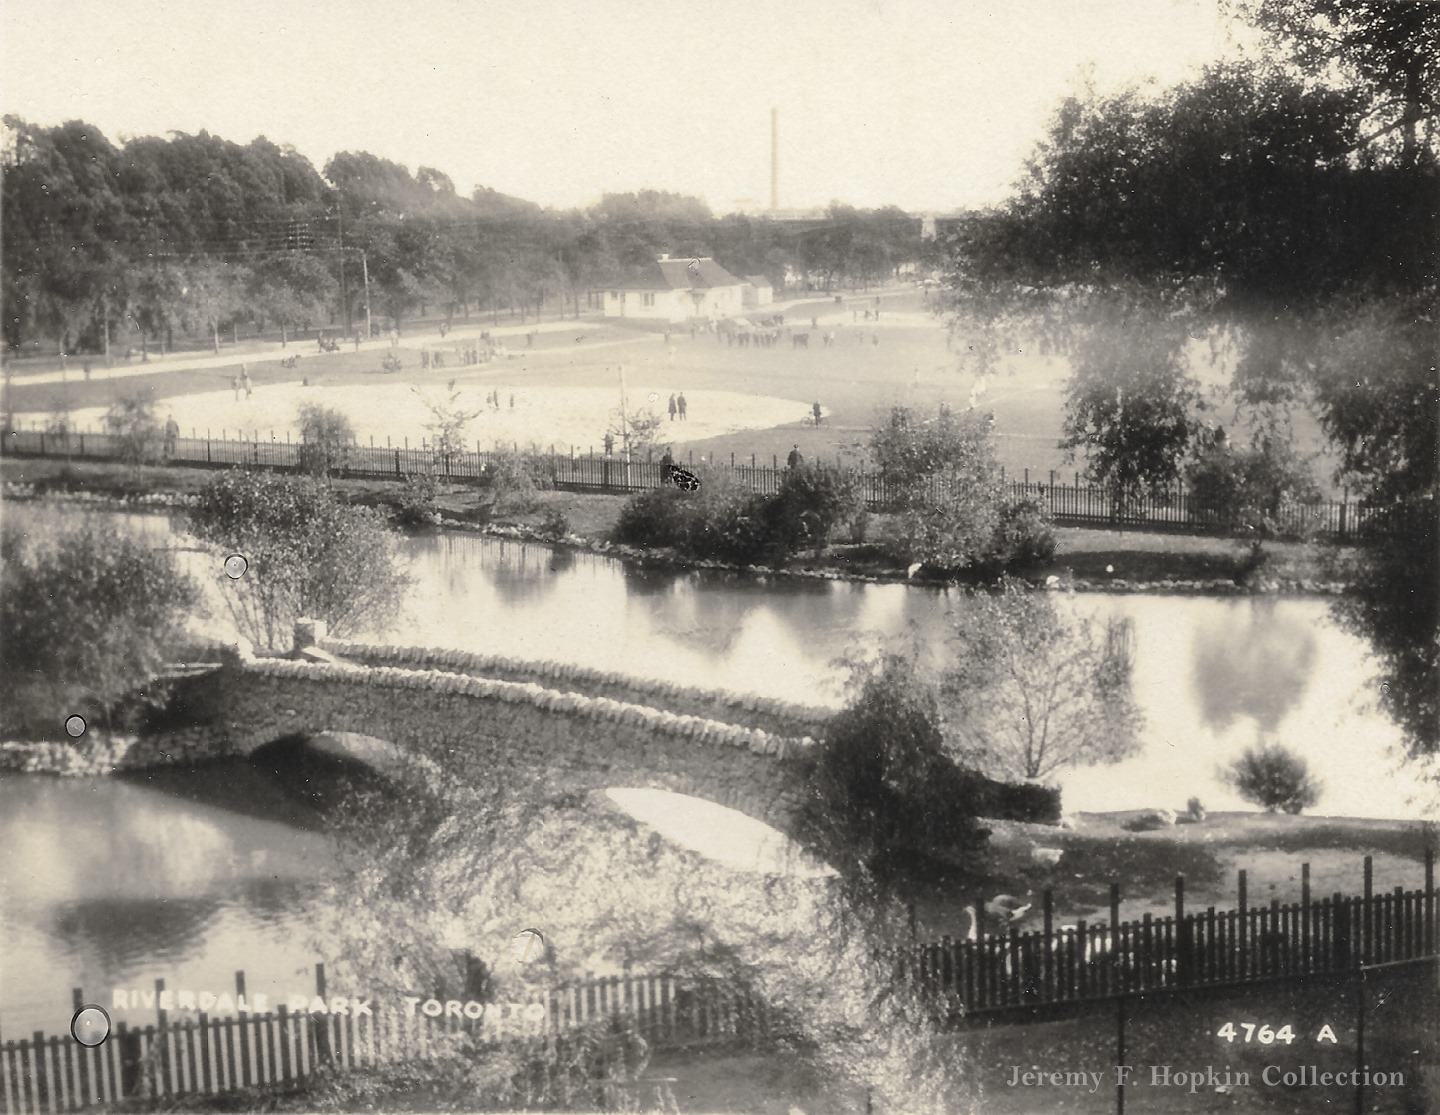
{"left": 770, "top": 107, "right": 779, "bottom": 211}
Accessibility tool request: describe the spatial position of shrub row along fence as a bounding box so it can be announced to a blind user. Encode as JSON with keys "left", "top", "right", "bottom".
{"left": 2, "top": 426, "right": 1419, "bottom": 540}
{"left": 900, "top": 853, "right": 1437, "bottom": 1022}
{"left": 0, "top": 970, "right": 778, "bottom": 1114}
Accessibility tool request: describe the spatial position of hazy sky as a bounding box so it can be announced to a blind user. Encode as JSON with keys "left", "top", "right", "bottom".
{"left": 2, "top": 0, "right": 1247, "bottom": 213}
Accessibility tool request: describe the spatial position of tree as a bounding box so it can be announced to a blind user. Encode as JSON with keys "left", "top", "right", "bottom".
{"left": 296, "top": 402, "right": 355, "bottom": 479}
{"left": 248, "top": 253, "right": 337, "bottom": 345}
{"left": 794, "top": 653, "right": 992, "bottom": 913}
{"left": 187, "top": 470, "right": 411, "bottom": 650}
{"left": 940, "top": 580, "right": 1143, "bottom": 781}
{"left": 1062, "top": 316, "right": 1202, "bottom": 510}
{"left": 177, "top": 260, "right": 247, "bottom": 353}
{"left": 103, "top": 393, "right": 162, "bottom": 474}
{"left": 606, "top": 405, "right": 663, "bottom": 459}
{"left": 0, "top": 510, "right": 199, "bottom": 735}
{"left": 1186, "top": 432, "right": 1322, "bottom": 539}
{"left": 869, "top": 404, "right": 1011, "bottom": 572}
{"left": 1235, "top": 0, "right": 1440, "bottom": 167}
{"left": 943, "top": 55, "right": 1438, "bottom": 758}
{"left": 764, "top": 464, "right": 864, "bottom": 555}
{"left": 412, "top": 379, "right": 482, "bottom": 467}
{"left": 1224, "top": 742, "right": 1323, "bottom": 814}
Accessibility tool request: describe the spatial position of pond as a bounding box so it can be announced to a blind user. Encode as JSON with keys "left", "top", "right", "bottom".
{"left": 0, "top": 502, "right": 1428, "bottom": 1036}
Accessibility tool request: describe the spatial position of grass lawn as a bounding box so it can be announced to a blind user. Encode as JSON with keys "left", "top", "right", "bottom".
{"left": 7, "top": 287, "right": 1349, "bottom": 495}
{"left": 916, "top": 811, "right": 1437, "bottom": 942}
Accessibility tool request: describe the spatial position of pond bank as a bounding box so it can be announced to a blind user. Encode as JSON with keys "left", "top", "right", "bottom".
{"left": 0, "top": 457, "right": 1358, "bottom": 596}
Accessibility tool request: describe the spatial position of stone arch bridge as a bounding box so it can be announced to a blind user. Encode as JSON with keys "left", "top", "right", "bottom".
{"left": 151, "top": 621, "right": 1057, "bottom": 841}
{"left": 162, "top": 621, "right": 831, "bottom": 838}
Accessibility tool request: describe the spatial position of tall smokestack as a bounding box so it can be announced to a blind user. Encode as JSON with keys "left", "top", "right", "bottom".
{"left": 770, "top": 107, "right": 779, "bottom": 211}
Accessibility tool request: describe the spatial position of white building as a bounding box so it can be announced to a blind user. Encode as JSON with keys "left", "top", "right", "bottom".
{"left": 596, "top": 256, "right": 747, "bottom": 323}
{"left": 742, "top": 275, "right": 774, "bottom": 308}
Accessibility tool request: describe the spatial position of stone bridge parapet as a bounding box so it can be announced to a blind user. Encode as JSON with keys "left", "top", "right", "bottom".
{"left": 207, "top": 632, "right": 818, "bottom": 834}
{"left": 313, "top": 638, "right": 834, "bottom": 739}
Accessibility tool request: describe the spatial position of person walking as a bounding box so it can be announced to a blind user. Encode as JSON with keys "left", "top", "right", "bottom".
{"left": 241, "top": 366, "right": 253, "bottom": 399}
{"left": 668, "top": 393, "right": 678, "bottom": 422}
{"left": 231, "top": 375, "right": 241, "bottom": 402}
{"left": 676, "top": 392, "right": 687, "bottom": 421}
{"left": 786, "top": 443, "right": 803, "bottom": 469}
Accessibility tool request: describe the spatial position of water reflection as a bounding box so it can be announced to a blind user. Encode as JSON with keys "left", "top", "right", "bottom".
{"left": 1190, "top": 602, "right": 1318, "bottom": 732}
{"left": 0, "top": 765, "right": 335, "bottom": 1034}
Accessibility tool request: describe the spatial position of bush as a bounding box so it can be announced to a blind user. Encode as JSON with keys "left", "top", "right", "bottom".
{"left": 1224, "top": 743, "right": 1322, "bottom": 814}
{"left": 683, "top": 470, "right": 775, "bottom": 563}
{"left": 296, "top": 403, "right": 354, "bottom": 478}
{"left": 986, "top": 498, "right": 1056, "bottom": 569}
{"left": 397, "top": 470, "right": 441, "bottom": 527}
{"left": 765, "top": 464, "right": 863, "bottom": 555}
{"left": 1186, "top": 436, "right": 1321, "bottom": 540}
{"left": 613, "top": 468, "right": 779, "bottom": 564}
{"left": 871, "top": 406, "right": 1009, "bottom": 573}
{"left": 538, "top": 508, "right": 570, "bottom": 539}
{"left": 103, "top": 394, "right": 162, "bottom": 473}
{"left": 1, "top": 510, "right": 199, "bottom": 736}
{"left": 614, "top": 486, "right": 691, "bottom": 549}
{"left": 477, "top": 450, "right": 547, "bottom": 516}
{"left": 794, "top": 654, "right": 991, "bottom": 905}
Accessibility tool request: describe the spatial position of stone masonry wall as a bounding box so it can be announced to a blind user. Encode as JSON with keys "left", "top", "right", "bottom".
{"left": 213, "top": 643, "right": 815, "bottom": 834}
{"left": 316, "top": 639, "right": 834, "bottom": 740}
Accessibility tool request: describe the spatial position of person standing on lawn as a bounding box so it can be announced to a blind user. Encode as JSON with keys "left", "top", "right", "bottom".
{"left": 659, "top": 446, "right": 674, "bottom": 485}
{"left": 668, "top": 393, "right": 678, "bottom": 422}
{"left": 676, "top": 393, "right": 687, "bottom": 421}
{"left": 787, "top": 444, "right": 803, "bottom": 469}
{"left": 812, "top": 401, "right": 823, "bottom": 426}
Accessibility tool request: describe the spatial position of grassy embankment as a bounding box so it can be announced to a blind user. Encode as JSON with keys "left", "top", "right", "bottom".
{"left": 0, "top": 454, "right": 1360, "bottom": 590}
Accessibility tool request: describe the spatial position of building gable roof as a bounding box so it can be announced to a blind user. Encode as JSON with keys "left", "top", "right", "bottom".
{"left": 743, "top": 274, "right": 772, "bottom": 288}
{"left": 607, "top": 257, "right": 744, "bottom": 291}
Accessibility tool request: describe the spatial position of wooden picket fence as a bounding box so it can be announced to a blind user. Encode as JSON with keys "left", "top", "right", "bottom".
{"left": 896, "top": 853, "right": 1438, "bottom": 1022}
{"left": 3, "top": 425, "right": 1419, "bottom": 540}
{"left": 0, "top": 972, "right": 776, "bottom": 1114}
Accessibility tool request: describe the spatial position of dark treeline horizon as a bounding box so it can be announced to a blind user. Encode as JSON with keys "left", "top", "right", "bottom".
{"left": 1, "top": 115, "right": 925, "bottom": 355}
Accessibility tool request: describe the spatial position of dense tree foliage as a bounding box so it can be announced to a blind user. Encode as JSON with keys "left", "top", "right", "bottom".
{"left": 942, "top": 48, "right": 1438, "bottom": 753}
{"left": 0, "top": 510, "right": 199, "bottom": 735}
{"left": 794, "top": 654, "right": 992, "bottom": 911}
{"left": 187, "top": 469, "right": 410, "bottom": 649}
{"left": 941, "top": 581, "right": 1143, "bottom": 781}
{"left": 870, "top": 404, "right": 1055, "bottom": 573}
{"left": 1, "top": 117, "right": 921, "bottom": 354}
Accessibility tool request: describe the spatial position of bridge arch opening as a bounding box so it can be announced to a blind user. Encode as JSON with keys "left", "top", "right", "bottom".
{"left": 603, "top": 788, "right": 833, "bottom": 879}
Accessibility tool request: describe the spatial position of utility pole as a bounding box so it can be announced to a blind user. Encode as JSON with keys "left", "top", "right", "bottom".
{"left": 360, "top": 251, "right": 373, "bottom": 340}
{"left": 337, "top": 200, "right": 352, "bottom": 333}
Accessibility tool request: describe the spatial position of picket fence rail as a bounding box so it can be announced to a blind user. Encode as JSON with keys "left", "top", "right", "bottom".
{"left": 3, "top": 425, "right": 1421, "bottom": 540}
{"left": 0, "top": 972, "right": 775, "bottom": 1114}
{"left": 3, "top": 856, "right": 1434, "bottom": 1112}
{"left": 898, "top": 853, "right": 1437, "bottom": 1020}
